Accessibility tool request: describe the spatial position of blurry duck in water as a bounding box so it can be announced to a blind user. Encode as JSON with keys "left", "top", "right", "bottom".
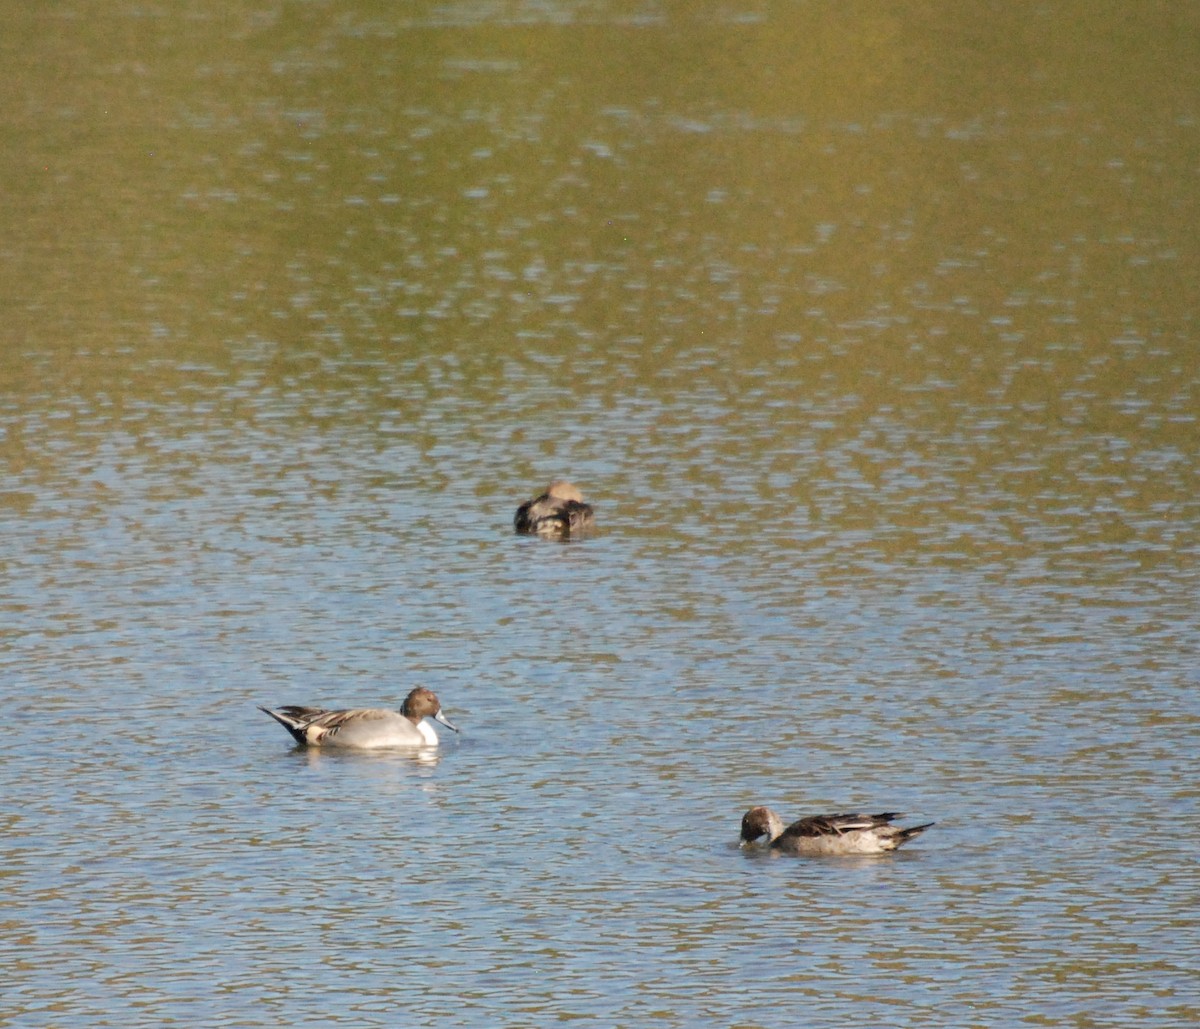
{"left": 514, "top": 481, "right": 595, "bottom": 537}
{"left": 740, "top": 806, "right": 934, "bottom": 856}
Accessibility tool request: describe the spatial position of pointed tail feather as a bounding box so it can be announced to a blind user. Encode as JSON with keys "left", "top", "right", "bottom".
{"left": 259, "top": 706, "right": 309, "bottom": 744}
{"left": 900, "top": 821, "right": 935, "bottom": 842}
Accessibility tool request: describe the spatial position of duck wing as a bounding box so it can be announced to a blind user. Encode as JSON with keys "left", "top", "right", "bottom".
{"left": 783, "top": 812, "right": 904, "bottom": 839}
{"left": 300, "top": 707, "right": 394, "bottom": 731}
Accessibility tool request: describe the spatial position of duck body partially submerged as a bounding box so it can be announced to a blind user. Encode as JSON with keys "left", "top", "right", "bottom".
{"left": 514, "top": 481, "right": 595, "bottom": 537}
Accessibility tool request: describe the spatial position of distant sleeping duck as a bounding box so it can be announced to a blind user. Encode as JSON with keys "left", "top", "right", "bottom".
{"left": 740, "top": 806, "right": 934, "bottom": 856}
{"left": 259, "top": 686, "right": 458, "bottom": 749}
{"left": 514, "top": 481, "right": 595, "bottom": 537}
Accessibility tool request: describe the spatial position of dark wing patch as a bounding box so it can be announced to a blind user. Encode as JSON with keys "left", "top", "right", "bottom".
{"left": 515, "top": 495, "right": 594, "bottom": 535}
{"left": 275, "top": 705, "right": 328, "bottom": 723}
{"left": 788, "top": 813, "right": 898, "bottom": 837}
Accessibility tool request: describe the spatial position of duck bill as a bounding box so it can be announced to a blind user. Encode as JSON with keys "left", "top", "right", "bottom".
{"left": 434, "top": 709, "right": 459, "bottom": 733}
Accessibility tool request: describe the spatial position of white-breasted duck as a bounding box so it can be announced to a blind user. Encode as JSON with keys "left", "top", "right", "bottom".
{"left": 259, "top": 686, "right": 458, "bottom": 749}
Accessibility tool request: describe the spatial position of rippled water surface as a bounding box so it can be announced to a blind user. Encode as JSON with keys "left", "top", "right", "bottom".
{"left": 3, "top": 1, "right": 1199, "bottom": 1026}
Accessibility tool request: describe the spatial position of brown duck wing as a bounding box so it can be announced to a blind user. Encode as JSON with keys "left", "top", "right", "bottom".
{"left": 274, "top": 705, "right": 328, "bottom": 723}
{"left": 514, "top": 495, "right": 544, "bottom": 532}
{"left": 307, "top": 707, "right": 392, "bottom": 730}
{"left": 784, "top": 812, "right": 903, "bottom": 838}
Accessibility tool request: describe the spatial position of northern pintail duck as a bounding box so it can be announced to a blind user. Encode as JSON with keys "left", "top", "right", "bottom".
{"left": 259, "top": 686, "right": 458, "bottom": 749}
{"left": 740, "top": 806, "right": 934, "bottom": 856}
{"left": 514, "top": 481, "right": 595, "bottom": 537}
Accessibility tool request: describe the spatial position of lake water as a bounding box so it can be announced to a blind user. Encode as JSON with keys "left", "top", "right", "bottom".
{"left": 2, "top": 2, "right": 1199, "bottom": 1026}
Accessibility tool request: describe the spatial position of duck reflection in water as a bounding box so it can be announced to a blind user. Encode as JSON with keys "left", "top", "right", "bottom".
{"left": 514, "top": 481, "right": 595, "bottom": 538}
